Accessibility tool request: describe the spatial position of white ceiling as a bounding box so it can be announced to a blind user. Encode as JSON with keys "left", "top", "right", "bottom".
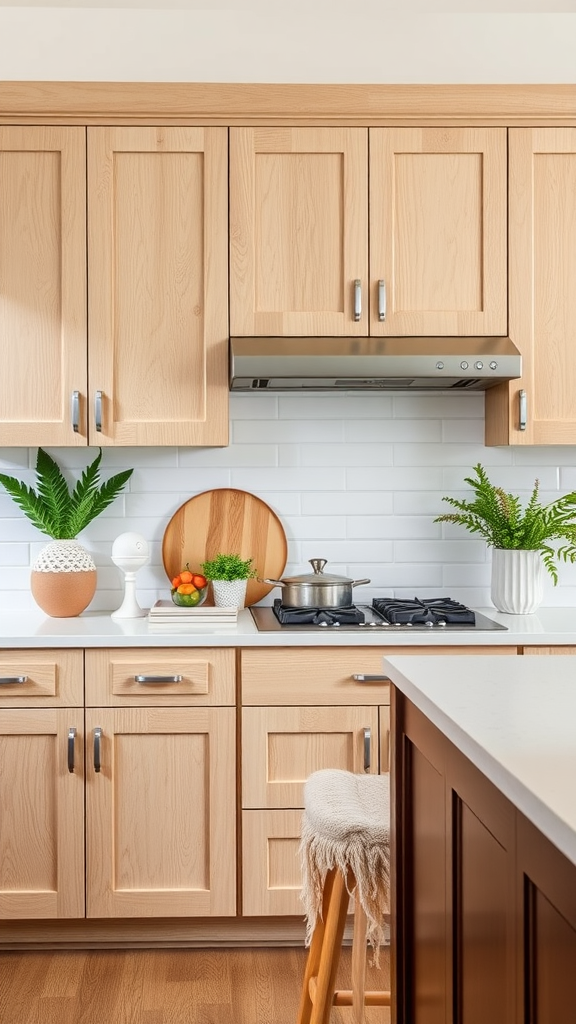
{"left": 0, "top": 0, "right": 575, "bottom": 8}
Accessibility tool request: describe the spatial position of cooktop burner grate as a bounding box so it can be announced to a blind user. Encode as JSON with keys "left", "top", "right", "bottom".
{"left": 372, "top": 597, "right": 476, "bottom": 626}
{"left": 272, "top": 599, "right": 365, "bottom": 626}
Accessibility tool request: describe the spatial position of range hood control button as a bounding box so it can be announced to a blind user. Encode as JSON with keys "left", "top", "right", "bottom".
{"left": 489, "top": 361, "right": 498, "bottom": 370}
{"left": 460, "top": 361, "right": 469, "bottom": 370}
{"left": 474, "top": 361, "right": 484, "bottom": 370}
{"left": 436, "top": 361, "right": 444, "bottom": 370}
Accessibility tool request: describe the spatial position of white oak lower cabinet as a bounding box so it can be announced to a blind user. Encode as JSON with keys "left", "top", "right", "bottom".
{"left": 0, "top": 648, "right": 236, "bottom": 922}
{"left": 240, "top": 647, "right": 391, "bottom": 916}
{"left": 0, "top": 651, "right": 85, "bottom": 920}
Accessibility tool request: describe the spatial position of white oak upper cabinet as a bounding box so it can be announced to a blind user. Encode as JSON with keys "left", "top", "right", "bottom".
{"left": 369, "top": 127, "right": 507, "bottom": 337}
{"left": 486, "top": 128, "right": 576, "bottom": 445}
{"left": 88, "top": 126, "right": 229, "bottom": 446}
{"left": 229, "top": 126, "right": 507, "bottom": 338}
{"left": 230, "top": 127, "right": 368, "bottom": 337}
{"left": 0, "top": 127, "right": 87, "bottom": 447}
{"left": 0, "top": 126, "right": 229, "bottom": 447}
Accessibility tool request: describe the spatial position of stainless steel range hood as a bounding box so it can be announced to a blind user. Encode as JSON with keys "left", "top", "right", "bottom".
{"left": 229, "top": 336, "right": 521, "bottom": 391}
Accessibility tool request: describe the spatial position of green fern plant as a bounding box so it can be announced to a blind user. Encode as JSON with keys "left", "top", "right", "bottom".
{"left": 434, "top": 463, "right": 576, "bottom": 585}
{"left": 0, "top": 448, "right": 133, "bottom": 539}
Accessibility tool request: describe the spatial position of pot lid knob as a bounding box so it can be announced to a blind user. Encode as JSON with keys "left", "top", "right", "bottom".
{"left": 309, "top": 558, "right": 328, "bottom": 575}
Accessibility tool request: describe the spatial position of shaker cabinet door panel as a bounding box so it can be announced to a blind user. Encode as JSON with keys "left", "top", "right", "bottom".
{"left": 87, "top": 126, "right": 229, "bottom": 446}
{"left": 230, "top": 127, "right": 369, "bottom": 337}
{"left": 85, "top": 707, "right": 236, "bottom": 918}
{"left": 0, "top": 708, "right": 85, "bottom": 919}
{"left": 0, "top": 127, "right": 87, "bottom": 446}
{"left": 486, "top": 128, "right": 576, "bottom": 445}
{"left": 370, "top": 127, "right": 507, "bottom": 337}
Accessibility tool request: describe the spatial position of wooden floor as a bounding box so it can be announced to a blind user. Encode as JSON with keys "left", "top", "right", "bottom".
{"left": 0, "top": 946, "right": 390, "bottom": 1024}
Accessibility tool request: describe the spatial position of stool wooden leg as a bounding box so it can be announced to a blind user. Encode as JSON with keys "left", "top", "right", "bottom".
{"left": 296, "top": 867, "right": 338, "bottom": 1024}
{"left": 296, "top": 866, "right": 350, "bottom": 1024}
{"left": 310, "top": 869, "right": 350, "bottom": 1024}
{"left": 351, "top": 898, "right": 368, "bottom": 1023}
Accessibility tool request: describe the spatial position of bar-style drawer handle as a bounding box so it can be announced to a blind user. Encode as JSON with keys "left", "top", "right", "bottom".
{"left": 94, "top": 726, "right": 102, "bottom": 773}
{"left": 352, "top": 674, "right": 390, "bottom": 682}
{"left": 71, "top": 390, "right": 80, "bottom": 433}
{"left": 519, "top": 389, "right": 527, "bottom": 432}
{"left": 134, "top": 674, "right": 183, "bottom": 684}
{"left": 378, "top": 279, "right": 387, "bottom": 322}
{"left": 353, "top": 279, "right": 362, "bottom": 322}
{"left": 363, "top": 727, "right": 371, "bottom": 772}
{"left": 0, "top": 676, "right": 28, "bottom": 685}
{"left": 68, "top": 727, "right": 76, "bottom": 773}
{"left": 95, "top": 390, "right": 103, "bottom": 432}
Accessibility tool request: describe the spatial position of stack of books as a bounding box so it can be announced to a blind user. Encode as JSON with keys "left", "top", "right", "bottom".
{"left": 147, "top": 600, "right": 239, "bottom": 627}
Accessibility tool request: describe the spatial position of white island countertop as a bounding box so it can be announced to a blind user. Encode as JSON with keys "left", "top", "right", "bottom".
{"left": 0, "top": 605, "right": 576, "bottom": 648}
{"left": 383, "top": 653, "right": 576, "bottom": 868}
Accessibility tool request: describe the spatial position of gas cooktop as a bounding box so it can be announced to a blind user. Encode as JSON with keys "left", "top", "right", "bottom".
{"left": 250, "top": 598, "right": 507, "bottom": 633}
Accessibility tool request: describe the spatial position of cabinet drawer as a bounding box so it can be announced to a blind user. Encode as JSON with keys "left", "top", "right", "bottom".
{"left": 242, "top": 809, "right": 303, "bottom": 917}
{"left": 241, "top": 648, "right": 390, "bottom": 706}
{"left": 85, "top": 648, "right": 235, "bottom": 706}
{"left": 242, "top": 705, "right": 379, "bottom": 808}
{"left": 0, "top": 650, "right": 83, "bottom": 707}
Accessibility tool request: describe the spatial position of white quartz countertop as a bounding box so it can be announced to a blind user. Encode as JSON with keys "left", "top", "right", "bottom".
{"left": 0, "top": 605, "right": 576, "bottom": 648}
{"left": 383, "top": 653, "right": 576, "bottom": 867}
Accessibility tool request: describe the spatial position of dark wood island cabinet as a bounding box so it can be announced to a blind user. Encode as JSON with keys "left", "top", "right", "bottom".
{"left": 387, "top": 655, "right": 576, "bottom": 1024}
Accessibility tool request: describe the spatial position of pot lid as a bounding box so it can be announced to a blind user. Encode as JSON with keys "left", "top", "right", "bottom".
{"left": 278, "top": 559, "right": 354, "bottom": 586}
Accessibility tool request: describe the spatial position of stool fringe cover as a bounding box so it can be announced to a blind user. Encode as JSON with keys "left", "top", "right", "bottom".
{"left": 299, "top": 769, "right": 390, "bottom": 963}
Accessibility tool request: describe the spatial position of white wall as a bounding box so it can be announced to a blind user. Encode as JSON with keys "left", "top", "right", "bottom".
{"left": 2, "top": 396, "right": 576, "bottom": 613}
{"left": 1, "top": 9, "right": 575, "bottom": 613}
{"left": 0, "top": 9, "right": 575, "bottom": 83}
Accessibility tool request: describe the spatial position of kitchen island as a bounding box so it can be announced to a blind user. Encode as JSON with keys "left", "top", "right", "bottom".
{"left": 384, "top": 653, "right": 576, "bottom": 1024}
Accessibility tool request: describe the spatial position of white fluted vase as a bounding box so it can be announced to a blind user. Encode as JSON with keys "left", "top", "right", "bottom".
{"left": 490, "top": 548, "right": 544, "bottom": 614}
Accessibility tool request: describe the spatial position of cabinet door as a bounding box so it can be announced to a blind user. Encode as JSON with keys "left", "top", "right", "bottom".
{"left": 0, "top": 127, "right": 87, "bottom": 446}
{"left": 242, "top": 705, "right": 379, "bottom": 809}
{"left": 370, "top": 128, "right": 507, "bottom": 337}
{"left": 87, "top": 127, "right": 229, "bottom": 446}
{"left": 230, "top": 127, "right": 368, "bottom": 336}
{"left": 85, "top": 706, "right": 236, "bottom": 917}
{"left": 242, "top": 808, "right": 304, "bottom": 916}
{"left": 0, "top": 708, "right": 84, "bottom": 919}
{"left": 487, "top": 128, "right": 576, "bottom": 445}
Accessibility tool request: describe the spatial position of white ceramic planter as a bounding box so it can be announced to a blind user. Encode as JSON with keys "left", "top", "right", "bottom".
{"left": 211, "top": 578, "right": 248, "bottom": 608}
{"left": 490, "top": 548, "right": 544, "bottom": 614}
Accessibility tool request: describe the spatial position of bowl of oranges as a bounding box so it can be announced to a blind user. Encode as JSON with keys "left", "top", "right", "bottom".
{"left": 170, "top": 564, "right": 209, "bottom": 608}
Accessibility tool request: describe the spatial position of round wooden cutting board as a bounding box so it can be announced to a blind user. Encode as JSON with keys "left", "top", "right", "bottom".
{"left": 161, "top": 488, "right": 288, "bottom": 607}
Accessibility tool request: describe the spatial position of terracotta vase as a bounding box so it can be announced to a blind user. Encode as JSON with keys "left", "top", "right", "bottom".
{"left": 31, "top": 539, "right": 97, "bottom": 617}
{"left": 490, "top": 548, "right": 544, "bottom": 615}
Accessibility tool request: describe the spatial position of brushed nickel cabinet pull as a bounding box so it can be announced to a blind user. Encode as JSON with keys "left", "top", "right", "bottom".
{"left": 71, "top": 390, "right": 80, "bottom": 433}
{"left": 353, "top": 279, "right": 362, "bottom": 322}
{"left": 519, "top": 389, "right": 527, "bottom": 431}
{"left": 94, "top": 726, "right": 102, "bottom": 773}
{"left": 363, "top": 727, "right": 371, "bottom": 772}
{"left": 95, "top": 390, "right": 103, "bottom": 432}
{"left": 134, "top": 674, "right": 183, "bottom": 684}
{"left": 68, "top": 727, "right": 76, "bottom": 773}
{"left": 352, "top": 674, "right": 390, "bottom": 682}
{"left": 0, "top": 675, "right": 27, "bottom": 685}
{"left": 378, "top": 280, "right": 387, "bottom": 321}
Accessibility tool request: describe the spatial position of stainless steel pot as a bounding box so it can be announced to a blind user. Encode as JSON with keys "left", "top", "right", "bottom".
{"left": 260, "top": 558, "right": 370, "bottom": 609}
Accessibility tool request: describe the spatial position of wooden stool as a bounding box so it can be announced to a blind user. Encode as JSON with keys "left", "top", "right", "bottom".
{"left": 297, "top": 769, "right": 391, "bottom": 1024}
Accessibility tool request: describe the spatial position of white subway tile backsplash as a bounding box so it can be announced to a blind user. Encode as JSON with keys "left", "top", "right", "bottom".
{"left": 1, "top": 392, "right": 576, "bottom": 610}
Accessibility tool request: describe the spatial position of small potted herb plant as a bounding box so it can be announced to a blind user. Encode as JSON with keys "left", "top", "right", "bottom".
{"left": 435, "top": 463, "right": 576, "bottom": 613}
{"left": 0, "top": 448, "right": 133, "bottom": 616}
{"left": 200, "top": 552, "right": 257, "bottom": 608}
